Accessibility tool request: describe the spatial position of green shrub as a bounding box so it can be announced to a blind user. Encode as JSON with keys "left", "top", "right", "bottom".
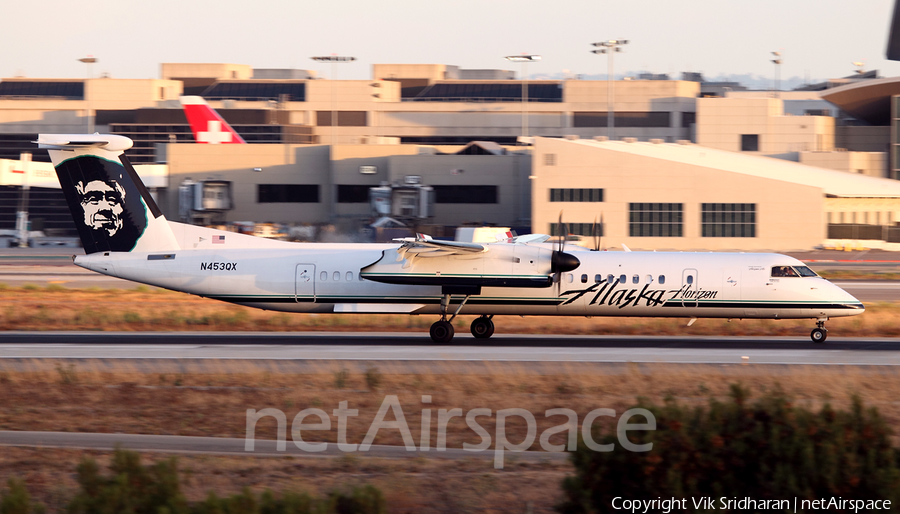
{"left": 67, "top": 448, "right": 189, "bottom": 514}
{"left": 62, "top": 448, "right": 386, "bottom": 514}
{"left": 326, "top": 485, "right": 386, "bottom": 514}
{"left": 365, "top": 366, "right": 382, "bottom": 391}
{"left": 0, "top": 478, "right": 45, "bottom": 514}
{"left": 334, "top": 369, "right": 349, "bottom": 389}
{"left": 558, "top": 385, "right": 900, "bottom": 513}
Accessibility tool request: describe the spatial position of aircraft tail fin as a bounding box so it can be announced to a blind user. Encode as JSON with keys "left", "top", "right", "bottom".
{"left": 180, "top": 96, "right": 246, "bottom": 144}
{"left": 37, "top": 134, "right": 180, "bottom": 254}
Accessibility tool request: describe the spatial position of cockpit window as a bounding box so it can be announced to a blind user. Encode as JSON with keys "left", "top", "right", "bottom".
{"left": 793, "top": 266, "right": 818, "bottom": 277}
{"left": 771, "top": 266, "right": 799, "bottom": 278}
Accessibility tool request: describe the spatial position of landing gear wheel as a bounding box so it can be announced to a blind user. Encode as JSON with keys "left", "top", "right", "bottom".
{"left": 430, "top": 320, "right": 455, "bottom": 343}
{"left": 810, "top": 327, "right": 827, "bottom": 343}
{"left": 471, "top": 316, "right": 495, "bottom": 339}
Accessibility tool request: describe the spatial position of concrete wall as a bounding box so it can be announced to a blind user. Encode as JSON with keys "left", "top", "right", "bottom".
{"left": 331, "top": 144, "right": 421, "bottom": 218}
{"left": 697, "top": 97, "right": 834, "bottom": 154}
{"left": 825, "top": 197, "right": 900, "bottom": 226}
{"left": 373, "top": 64, "right": 455, "bottom": 81}
{"left": 532, "top": 137, "right": 825, "bottom": 251}
{"left": 161, "top": 63, "right": 252, "bottom": 81}
{"left": 164, "top": 143, "right": 531, "bottom": 227}
{"left": 165, "top": 144, "right": 331, "bottom": 224}
{"left": 799, "top": 151, "right": 888, "bottom": 178}
{"left": 0, "top": 79, "right": 182, "bottom": 133}
{"left": 388, "top": 153, "right": 531, "bottom": 227}
{"left": 836, "top": 125, "right": 890, "bottom": 152}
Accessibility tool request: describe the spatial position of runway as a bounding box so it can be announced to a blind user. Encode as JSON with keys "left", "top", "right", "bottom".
{"left": 0, "top": 430, "right": 567, "bottom": 463}
{"left": 2, "top": 332, "right": 900, "bottom": 366}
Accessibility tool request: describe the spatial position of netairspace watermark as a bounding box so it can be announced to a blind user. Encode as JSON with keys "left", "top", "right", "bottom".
{"left": 244, "top": 394, "right": 656, "bottom": 469}
{"left": 612, "top": 496, "right": 892, "bottom": 513}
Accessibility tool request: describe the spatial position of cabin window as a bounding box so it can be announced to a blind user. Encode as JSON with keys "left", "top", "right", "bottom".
{"left": 333, "top": 271, "right": 341, "bottom": 281}
{"left": 771, "top": 266, "right": 799, "bottom": 278}
{"left": 632, "top": 274, "right": 639, "bottom": 284}
{"left": 646, "top": 275, "right": 653, "bottom": 284}
{"left": 686, "top": 275, "right": 694, "bottom": 285}
{"left": 607, "top": 274, "right": 615, "bottom": 284}
{"left": 659, "top": 275, "right": 665, "bottom": 285}
{"left": 566, "top": 273, "right": 574, "bottom": 283}
{"left": 320, "top": 271, "right": 327, "bottom": 281}
{"left": 581, "top": 274, "right": 588, "bottom": 283}
{"left": 594, "top": 274, "right": 603, "bottom": 283}
{"left": 619, "top": 274, "right": 626, "bottom": 284}
{"left": 346, "top": 271, "right": 354, "bottom": 281}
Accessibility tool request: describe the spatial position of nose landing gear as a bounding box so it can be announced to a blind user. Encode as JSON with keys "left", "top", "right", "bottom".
{"left": 810, "top": 319, "right": 827, "bottom": 343}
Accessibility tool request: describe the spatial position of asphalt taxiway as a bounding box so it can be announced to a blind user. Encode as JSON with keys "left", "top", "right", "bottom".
{"left": 0, "top": 430, "right": 567, "bottom": 463}
{"left": 1, "top": 332, "right": 900, "bottom": 366}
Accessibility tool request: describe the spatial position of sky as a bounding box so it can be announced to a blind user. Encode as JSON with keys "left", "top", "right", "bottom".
{"left": 2, "top": 0, "right": 899, "bottom": 86}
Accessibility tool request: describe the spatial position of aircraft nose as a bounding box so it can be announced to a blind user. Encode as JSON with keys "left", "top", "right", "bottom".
{"left": 829, "top": 280, "right": 865, "bottom": 314}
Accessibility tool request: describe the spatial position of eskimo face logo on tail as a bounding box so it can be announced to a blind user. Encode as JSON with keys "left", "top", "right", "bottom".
{"left": 55, "top": 155, "right": 149, "bottom": 253}
{"left": 76, "top": 179, "right": 126, "bottom": 237}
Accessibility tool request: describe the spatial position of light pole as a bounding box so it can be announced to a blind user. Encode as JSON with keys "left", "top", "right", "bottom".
{"left": 504, "top": 54, "right": 541, "bottom": 143}
{"left": 311, "top": 55, "right": 356, "bottom": 144}
{"left": 771, "top": 51, "right": 782, "bottom": 98}
{"left": 78, "top": 56, "right": 97, "bottom": 133}
{"left": 591, "top": 39, "right": 628, "bottom": 140}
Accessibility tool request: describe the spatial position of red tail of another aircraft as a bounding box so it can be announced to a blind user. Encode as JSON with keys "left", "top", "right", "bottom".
{"left": 179, "top": 96, "right": 246, "bottom": 144}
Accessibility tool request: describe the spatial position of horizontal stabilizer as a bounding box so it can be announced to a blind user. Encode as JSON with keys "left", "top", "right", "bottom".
{"left": 35, "top": 134, "right": 133, "bottom": 151}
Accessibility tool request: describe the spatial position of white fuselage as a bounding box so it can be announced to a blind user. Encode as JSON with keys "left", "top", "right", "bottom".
{"left": 75, "top": 226, "right": 864, "bottom": 321}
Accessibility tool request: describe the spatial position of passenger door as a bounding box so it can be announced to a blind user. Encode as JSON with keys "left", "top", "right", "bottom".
{"left": 295, "top": 264, "right": 316, "bottom": 302}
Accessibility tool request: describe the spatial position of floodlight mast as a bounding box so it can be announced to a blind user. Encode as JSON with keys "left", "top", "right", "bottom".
{"left": 591, "top": 40, "right": 628, "bottom": 140}
{"left": 78, "top": 56, "right": 97, "bottom": 133}
{"left": 505, "top": 54, "right": 541, "bottom": 142}
{"left": 771, "top": 51, "right": 782, "bottom": 98}
{"left": 311, "top": 56, "right": 357, "bottom": 144}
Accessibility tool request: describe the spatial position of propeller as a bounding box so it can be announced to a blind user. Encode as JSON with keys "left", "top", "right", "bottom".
{"left": 551, "top": 212, "right": 580, "bottom": 295}
{"left": 591, "top": 214, "right": 603, "bottom": 251}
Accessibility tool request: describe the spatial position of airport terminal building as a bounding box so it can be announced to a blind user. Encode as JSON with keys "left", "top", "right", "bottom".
{"left": 1, "top": 62, "right": 900, "bottom": 250}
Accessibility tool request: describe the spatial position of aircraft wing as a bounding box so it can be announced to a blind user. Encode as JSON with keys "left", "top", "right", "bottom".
{"left": 393, "top": 234, "right": 487, "bottom": 257}
{"left": 361, "top": 237, "right": 552, "bottom": 289}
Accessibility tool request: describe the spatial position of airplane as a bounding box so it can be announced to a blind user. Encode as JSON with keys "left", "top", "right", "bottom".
{"left": 37, "top": 133, "right": 864, "bottom": 344}
{"left": 179, "top": 96, "right": 246, "bottom": 144}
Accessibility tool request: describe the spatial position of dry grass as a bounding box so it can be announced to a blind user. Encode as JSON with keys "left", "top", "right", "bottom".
{"left": 1, "top": 362, "right": 899, "bottom": 448}
{"left": 2, "top": 362, "right": 900, "bottom": 512}
{"left": 0, "top": 285, "right": 894, "bottom": 337}
{"left": 0, "top": 447, "right": 569, "bottom": 514}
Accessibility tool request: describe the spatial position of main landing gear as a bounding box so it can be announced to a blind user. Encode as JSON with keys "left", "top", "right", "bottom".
{"left": 429, "top": 293, "right": 471, "bottom": 344}
{"left": 810, "top": 319, "right": 827, "bottom": 343}
{"left": 470, "top": 315, "right": 495, "bottom": 339}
